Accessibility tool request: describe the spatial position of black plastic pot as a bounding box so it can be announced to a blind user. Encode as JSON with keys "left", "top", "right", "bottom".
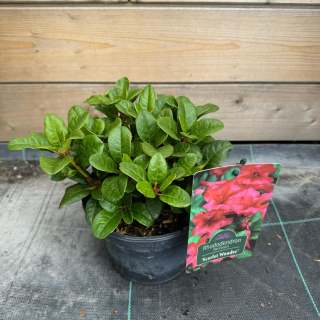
{"left": 82, "top": 199, "right": 188, "bottom": 284}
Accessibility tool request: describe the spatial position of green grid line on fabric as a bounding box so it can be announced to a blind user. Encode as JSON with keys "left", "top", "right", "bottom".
{"left": 128, "top": 281, "right": 132, "bottom": 320}
{"left": 251, "top": 144, "right": 320, "bottom": 318}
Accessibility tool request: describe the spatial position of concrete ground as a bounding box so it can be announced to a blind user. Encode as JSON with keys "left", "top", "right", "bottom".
{"left": 0, "top": 143, "right": 319, "bottom": 320}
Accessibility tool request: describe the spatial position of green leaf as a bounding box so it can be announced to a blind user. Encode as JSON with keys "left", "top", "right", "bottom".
{"left": 69, "top": 129, "right": 85, "bottom": 140}
{"left": 89, "top": 153, "right": 118, "bottom": 173}
{"left": 101, "top": 172, "right": 128, "bottom": 202}
{"left": 188, "top": 147, "right": 203, "bottom": 164}
{"left": 91, "top": 187, "right": 103, "bottom": 200}
{"left": 189, "top": 119, "right": 224, "bottom": 140}
{"left": 177, "top": 153, "right": 197, "bottom": 171}
{"left": 154, "top": 130, "right": 168, "bottom": 148}
{"left": 59, "top": 184, "right": 91, "bottom": 208}
{"left": 250, "top": 231, "right": 260, "bottom": 240}
{"left": 141, "top": 142, "right": 157, "bottom": 157}
{"left": 39, "top": 156, "right": 73, "bottom": 175}
{"left": 196, "top": 103, "right": 219, "bottom": 118}
{"left": 136, "top": 110, "right": 158, "bottom": 143}
{"left": 133, "top": 154, "right": 150, "bottom": 169}
{"left": 131, "top": 203, "right": 154, "bottom": 227}
{"left": 51, "top": 166, "right": 75, "bottom": 181}
{"left": 44, "top": 114, "right": 68, "bottom": 147}
{"left": 8, "top": 135, "right": 55, "bottom": 151}
{"left": 92, "top": 118, "right": 105, "bottom": 135}
{"left": 103, "top": 117, "right": 122, "bottom": 137}
{"left": 158, "top": 107, "right": 173, "bottom": 119}
{"left": 179, "top": 132, "right": 199, "bottom": 141}
{"left": 119, "top": 162, "right": 147, "bottom": 182}
{"left": 85, "top": 198, "right": 103, "bottom": 225}
{"left": 125, "top": 180, "right": 136, "bottom": 193}
{"left": 250, "top": 220, "right": 263, "bottom": 232}
{"left": 202, "top": 141, "right": 233, "bottom": 167}
{"left": 139, "top": 85, "right": 156, "bottom": 112}
{"left": 67, "top": 105, "right": 90, "bottom": 133}
{"left": 122, "top": 153, "right": 132, "bottom": 163}
{"left": 108, "top": 126, "right": 132, "bottom": 163}
{"left": 123, "top": 208, "right": 133, "bottom": 224}
{"left": 115, "top": 100, "right": 133, "bottom": 115}
{"left": 92, "top": 209, "right": 123, "bottom": 239}
{"left": 148, "top": 153, "right": 168, "bottom": 185}
{"left": 145, "top": 197, "right": 163, "bottom": 219}
{"left": 128, "top": 88, "right": 142, "bottom": 102}
{"left": 99, "top": 199, "right": 121, "bottom": 212}
{"left": 30, "top": 131, "right": 46, "bottom": 139}
{"left": 160, "top": 174, "right": 176, "bottom": 191}
{"left": 160, "top": 185, "right": 191, "bottom": 208}
{"left": 177, "top": 96, "right": 197, "bottom": 132}
{"left": 114, "top": 77, "right": 130, "bottom": 98}
{"left": 157, "top": 117, "right": 180, "bottom": 140}
{"left": 136, "top": 181, "right": 156, "bottom": 198}
{"left": 172, "top": 142, "right": 190, "bottom": 157}
{"left": 157, "top": 145, "right": 174, "bottom": 158}
{"left": 78, "top": 135, "right": 104, "bottom": 167}
{"left": 164, "top": 95, "right": 177, "bottom": 108}
{"left": 85, "top": 95, "right": 111, "bottom": 105}
{"left": 167, "top": 167, "right": 185, "bottom": 179}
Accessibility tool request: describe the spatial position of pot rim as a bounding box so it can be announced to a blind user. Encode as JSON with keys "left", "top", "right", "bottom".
{"left": 106, "top": 226, "right": 188, "bottom": 242}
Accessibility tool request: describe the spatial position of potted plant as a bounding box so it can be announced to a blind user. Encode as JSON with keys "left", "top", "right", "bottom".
{"left": 8, "top": 77, "right": 233, "bottom": 284}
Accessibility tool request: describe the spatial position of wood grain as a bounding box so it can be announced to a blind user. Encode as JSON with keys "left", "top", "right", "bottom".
{"left": 131, "top": 0, "right": 320, "bottom": 3}
{"left": 0, "top": 7, "right": 319, "bottom": 82}
{"left": 1, "top": 84, "right": 319, "bottom": 141}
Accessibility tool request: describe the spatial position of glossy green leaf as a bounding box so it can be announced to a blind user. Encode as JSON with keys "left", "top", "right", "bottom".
{"left": 91, "top": 187, "right": 103, "bottom": 200}
{"left": 136, "top": 181, "right": 156, "bottom": 198}
{"left": 78, "top": 135, "right": 104, "bottom": 167}
{"left": 157, "top": 117, "right": 180, "bottom": 140}
{"left": 172, "top": 142, "right": 190, "bottom": 157}
{"left": 125, "top": 180, "right": 136, "bottom": 193}
{"left": 177, "top": 96, "right": 197, "bottom": 132}
{"left": 59, "top": 184, "right": 91, "bottom": 208}
{"left": 159, "top": 185, "right": 191, "bottom": 208}
{"left": 99, "top": 199, "right": 121, "bottom": 212}
{"left": 51, "top": 166, "right": 75, "bottom": 182}
{"left": 189, "top": 119, "right": 224, "bottom": 140}
{"left": 103, "top": 117, "right": 122, "bottom": 138}
{"left": 85, "top": 198, "right": 103, "bottom": 225}
{"left": 139, "top": 85, "right": 155, "bottom": 112}
{"left": 92, "top": 209, "right": 123, "bottom": 239}
{"left": 44, "top": 114, "right": 68, "bottom": 147}
{"left": 114, "top": 77, "right": 130, "bottom": 98}
{"left": 8, "top": 135, "right": 55, "bottom": 151}
{"left": 158, "top": 107, "right": 173, "bottom": 119}
{"left": 123, "top": 207, "right": 133, "bottom": 224}
{"left": 40, "top": 156, "right": 73, "bottom": 175}
{"left": 167, "top": 167, "right": 185, "bottom": 179}
{"left": 128, "top": 88, "right": 142, "bottom": 102}
{"left": 131, "top": 203, "right": 154, "bottom": 227}
{"left": 92, "top": 118, "right": 105, "bottom": 135}
{"left": 141, "top": 142, "right": 157, "bottom": 157}
{"left": 157, "top": 145, "right": 174, "bottom": 158}
{"left": 101, "top": 172, "right": 128, "bottom": 202}
{"left": 67, "top": 105, "right": 90, "bottom": 133}
{"left": 108, "top": 126, "right": 132, "bottom": 163}
{"left": 196, "top": 103, "right": 219, "bottom": 118}
{"left": 89, "top": 153, "right": 118, "bottom": 173}
{"left": 122, "top": 153, "right": 132, "bottom": 163}
{"left": 145, "top": 198, "right": 163, "bottom": 219}
{"left": 133, "top": 154, "right": 150, "bottom": 169}
{"left": 69, "top": 129, "right": 85, "bottom": 140}
{"left": 201, "top": 140, "right": 233, "bottom": 167}
{"left": 177, "top": 154, "right": 197, "bottom": 171}
{"left": 160, "top": 174, "right": 176, "bottom": 191}
{"left": 179, "top": 132, "right": 198, "bottom": 141}
{"left": 154, "top": 130, "right": 168, "bottom": 148}
{"left": 119, "top": 162, "right": 147, "bottom": 182}
{"left": 85, "top": 95, "right": 111, "bottom": 105}
{"left": 148, "top": 153, "right": 168, "bottom": 185}
{"left": 136, "top": 110, "right": 158, "bottom": 143}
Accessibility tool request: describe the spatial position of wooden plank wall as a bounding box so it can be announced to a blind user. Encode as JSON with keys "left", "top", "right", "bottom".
{"left": 0, "top": 2, "right": 319, "bottom": 141}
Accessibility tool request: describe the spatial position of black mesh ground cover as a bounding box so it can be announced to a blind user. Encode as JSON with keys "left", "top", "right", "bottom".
{"left": 0, "top": 144, "right": 319, "bottom": 320}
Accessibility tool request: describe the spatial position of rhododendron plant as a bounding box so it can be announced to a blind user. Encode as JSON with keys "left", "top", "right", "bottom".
{"left": 7, "top": 77, "right": 233, "bottom": 239}
{"left": 187, "top": 163, "right": 281, "bottom": 271}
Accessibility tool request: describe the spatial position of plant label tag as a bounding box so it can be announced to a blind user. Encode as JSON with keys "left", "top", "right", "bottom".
{"left": 187, "top": 163, "right": 281, "bottom": 271}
